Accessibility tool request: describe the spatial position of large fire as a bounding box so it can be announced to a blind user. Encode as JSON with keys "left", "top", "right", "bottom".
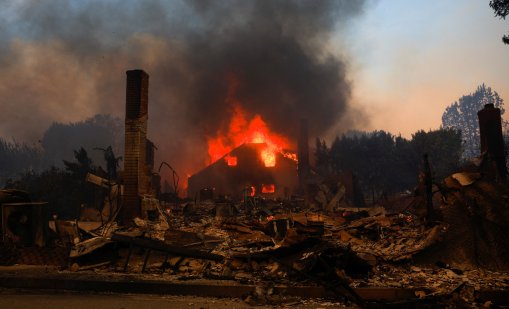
{"left": 207, "top": 78, "right": 296, "bottom": 167}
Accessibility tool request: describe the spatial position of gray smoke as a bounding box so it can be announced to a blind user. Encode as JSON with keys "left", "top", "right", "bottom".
{"left": 0, "top": 0, "right": 368, "bottom": 178}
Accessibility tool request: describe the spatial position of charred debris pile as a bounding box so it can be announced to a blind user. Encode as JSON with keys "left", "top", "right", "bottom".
{"left": 1, "top": 71, "right": 509, "bottom": 307}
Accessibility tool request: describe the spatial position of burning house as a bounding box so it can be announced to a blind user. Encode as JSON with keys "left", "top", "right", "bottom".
{"left": 188, "top": 142, "right": 298, "bottom": 200}
{"left": 185, "top": 93, "right": 306, "bottom": 200}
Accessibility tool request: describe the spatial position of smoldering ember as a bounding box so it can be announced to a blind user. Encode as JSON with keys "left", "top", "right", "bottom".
{"left": 1, "top": 2, "right": 509, "bottom": 309}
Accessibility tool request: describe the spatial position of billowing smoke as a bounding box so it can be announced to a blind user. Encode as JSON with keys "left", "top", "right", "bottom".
{"left": 0, "top": 0, "right": 367, "bottom": 179}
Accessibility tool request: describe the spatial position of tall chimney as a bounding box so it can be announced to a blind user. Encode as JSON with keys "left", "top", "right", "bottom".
{"left": 122, "top": 70, "right": 149, "bottom": 225}
{"left": 478, "top": 103, "right": 507, "bottom": 179}
{"left": 298, "top": 119, "right": 310, "bottom": 192}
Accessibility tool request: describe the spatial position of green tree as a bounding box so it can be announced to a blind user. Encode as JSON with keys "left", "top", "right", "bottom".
{"left": 441, "top": 84, "right": 505, "bottom": 159}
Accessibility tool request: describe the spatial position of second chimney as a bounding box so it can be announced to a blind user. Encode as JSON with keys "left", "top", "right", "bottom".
{"left": 478, "top": 103, "right": 507, "bottom": 179}
{"left": 298, "top": 119, "right": 310, "bottom": 193}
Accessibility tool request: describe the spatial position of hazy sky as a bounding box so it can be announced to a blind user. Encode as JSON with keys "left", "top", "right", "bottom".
{"left": 343, "top": 0, "right": 509, "bottom": 138}
{"left": 0, "top": 0, "right": 507, "bottom": 144}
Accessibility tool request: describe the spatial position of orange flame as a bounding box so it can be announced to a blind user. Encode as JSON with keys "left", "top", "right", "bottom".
{"left": 207, "top": 77, "right": 296, "bottom": 167}
{"left": 261, "top": 148, "right": 276, "bottom": 167}
{"left": 262, "top": 184, "right": 275, "bottom": 193}
{"left": 225, "top": 155, "right": 237, "bottom": 166}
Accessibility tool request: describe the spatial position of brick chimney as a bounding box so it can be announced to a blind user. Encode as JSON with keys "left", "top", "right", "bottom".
{"left": 122, "top": 70, "right": 149, "bottom": 225}
{"left": 477, "top": 103, "right": 507, "bottom": 179}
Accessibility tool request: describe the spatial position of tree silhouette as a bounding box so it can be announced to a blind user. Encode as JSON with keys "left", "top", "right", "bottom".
{"left": 63, "top": 147, "right": 93, "bottom": 179}
{"left": 42, "top": 114, "right": 123, "bottom": 169}
{"left": 441, "top": 84, "right": 505, "bottom": 159}
{"left": 0, "top": 138, "right": 42, "bottom": 186}
{"left": 321, "top": 129, "right": 461, "bottom": 200}
{"left": 490, "top": 0, "right": 509, "bottom": 44}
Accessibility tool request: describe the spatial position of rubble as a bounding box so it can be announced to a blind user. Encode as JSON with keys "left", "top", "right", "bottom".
{"left": 2, "top": 172, "right": 509, "bottom": 306}
{"left": 69, "top": 184, "right": 509, "bottom": 304}
{"left": 0, "top": 175, "right": 508, "bottom": 307}
{"left": 1, "top": 85, "right": 509, "bottom": 306}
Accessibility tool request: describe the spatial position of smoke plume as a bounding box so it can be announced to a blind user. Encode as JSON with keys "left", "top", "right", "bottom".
{"left": 0, "top": 0, "right": 367, "bottom": 178}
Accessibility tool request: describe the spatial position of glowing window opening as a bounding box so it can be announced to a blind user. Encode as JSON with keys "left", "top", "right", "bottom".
{"left": 225, "top": 155, "right": 237, "bottom": 166}
{"left": 261, "top": 149, "right": 276, "bottom": 167}
{"left": 262, "top": 184, "right": 275, "bottom": 193}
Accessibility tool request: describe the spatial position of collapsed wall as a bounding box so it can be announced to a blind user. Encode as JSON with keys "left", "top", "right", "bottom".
{"left": 413, "top": 176, "right": 509, "bottom": 270}
{"left": 413, "top": 104, "right": 509, "bottom": 270}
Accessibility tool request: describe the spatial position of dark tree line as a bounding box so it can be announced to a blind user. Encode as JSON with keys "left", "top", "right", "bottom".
{"left": 314, "top": 128, "right": 462, "bottom": 201}
{"left": 1, "top": 114, "right": 123, "bottom": 219}
{"left": 5, "top": 147, "right": 107, "bottom": 219}
{"left": 0, "top": 138, "right": 42, "bottom": 186}
{"left": 41, "top": 114, "right": 123, "bottom": 168}
{"left": 0, "top": 114, "right": 123, "bottom": 187}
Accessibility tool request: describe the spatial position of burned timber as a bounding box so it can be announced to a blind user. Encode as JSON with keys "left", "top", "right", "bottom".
{"left": 1, "top": 70, "right": 509, "bottom": 308}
